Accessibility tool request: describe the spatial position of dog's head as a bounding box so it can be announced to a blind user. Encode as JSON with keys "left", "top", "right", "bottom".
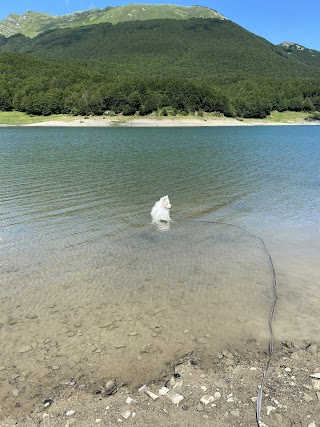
{"left": 160, "top": 195, "right": 171, "bottom": 209}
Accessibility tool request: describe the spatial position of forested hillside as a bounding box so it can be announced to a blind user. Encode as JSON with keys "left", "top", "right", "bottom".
{"left": 0, "top": 10, "right": 319, "bottom": 119}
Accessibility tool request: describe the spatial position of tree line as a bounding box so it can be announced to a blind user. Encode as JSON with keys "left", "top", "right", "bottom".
{"left": 0, "top": 53, "right": 320, "bottom": 118}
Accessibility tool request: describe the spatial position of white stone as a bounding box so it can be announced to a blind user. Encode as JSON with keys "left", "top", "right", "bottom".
{"left": 138, "top": 384, "right": 147, "bottom": 393}
{"left": 169, "top": 393, "right": 184, "bottom": 405}
{"left": 66, "top": 410, "right": 76, "bottom": 417}
{"left": 284, "top": 367, "right": 291, "bottom": 372}
{"left": 214, "top": 391, "right": 221, "bottom": 400}
{"left": 304, "top": 394, "right": 314, "bottom": 402}
{"left": 227, "top": 394, "right": 234, "bottom": 402}
{"left": 312, "top": 379, "right": 320, "bottom": 390}
{"left": 310, "top": 373, "right": 320, "bottom": 379}
{"left": 121, "top": 410, "right": 131, "bottom": 420}
{"left": 266, "top": 405, "right": 276, "bottom": 416}
{"left": 201, "top": 385, "right": 207, "bottom": 391}
{"left": 158, "top": 386, "right": 169, "bottom": 396}
{"left": 126, "top": 396, "right": 137, "bottom": 404}
{"left": 308, "top": 423, "right": 316, "bottom": 427}
{"left": 200, "top": 395, "right": 214, "bottom": 405}
{"left": 145, "top": 389, "right": 159, "bottom": 401}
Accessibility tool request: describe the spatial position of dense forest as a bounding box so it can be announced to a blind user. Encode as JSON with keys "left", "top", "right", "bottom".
{"left": 0, "top": 17, "right": 320, "bottom": 118}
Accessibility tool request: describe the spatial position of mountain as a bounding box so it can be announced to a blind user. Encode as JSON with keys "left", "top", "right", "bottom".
{"left": 0, "top": 5, "right": 319, "bottom": 119}
{"left": 1, "top": 18, "right": 320, "bottom": 82}
{"left": 0, "top": 5, "right": 225, "bottom": 38}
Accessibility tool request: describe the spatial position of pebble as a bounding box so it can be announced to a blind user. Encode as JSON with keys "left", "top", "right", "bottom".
{"left": 310, "top": 373, "right": 320, "bottom": 379}
{"left": 196, "top": 403, "right": 204, "bottom": 412}
{"left": 11, "top": 389, "right": 19, "bottom": 397}
{"left": 128, "top": 332, "right": 138, "bottom": 336}
{"left": 18, "top": 345, "right": 32, "bottom": 354}
{"left": 138, "top": 384, "right": 147, "bottom": 394}
{"left": 43, "top": 398, "right": 53, "bottom": 408}
{"left": 214, "top": 391, "right": 221, "bottom": 400}
{"left": 304, "top": 394, "right": 314, "bottom": 402}
{"left": 230, "top": 410, "right": 239, "bottom": 418}
{"left": 266, "top": 406, "right": 276, "bottom": 415}
{"left": 145, "top": 389, "right": 159, "bottom": 401}
{"left": 126, "top": 396, "right": 134, "bottom": 404}
{"left": 114, "top": 344, "right": 126, "bottom": 349}
{"left": 312, "top": 379, "right": 320, "bottom": 390}
{"left": 121, "top": 410, "right": 131, "bottom": 420}
{"left": 25, "top": 314, "right": 38, "bottom": 319}
{"left": 66, "top": 410, "right": 76, "bottom": 417}
{"left": 105, "top": 379, "right": 117, "bottom": 395}
{"left": 222, "top": 349, "right": 234, "bottom": 359}
{"left": 200, "top": 395, "right": 214, "bottom": 405}
{"left": 169, "top": 393, "right": 184, "bottom": 406}
{"left": 158, "top": 386, "right": 169, "bottom": 396}
{"left": 308, "top": 423, "right": 316, "bottom": 427}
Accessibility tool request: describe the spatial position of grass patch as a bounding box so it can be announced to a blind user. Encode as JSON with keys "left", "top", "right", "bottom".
{"left": 265, "top": 111, "right": 313, "bottom": 123}
{"left": 0, "top": 111, "right": 76, "bottom": 125}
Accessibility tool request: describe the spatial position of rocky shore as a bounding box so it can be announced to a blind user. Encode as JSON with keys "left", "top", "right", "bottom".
{"left": 1, "top": 340, "right": 320, "bottom": 427}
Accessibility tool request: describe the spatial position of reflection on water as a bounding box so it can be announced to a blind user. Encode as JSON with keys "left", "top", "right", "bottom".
{"left": 152, "top": 219, "right": 171, "bottom": 231}
{"left": 0, "top": 125, "right": 320, "bottom": 415}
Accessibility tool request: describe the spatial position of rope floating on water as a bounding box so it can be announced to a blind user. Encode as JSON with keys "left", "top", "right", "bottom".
{"left": 196, "top": 220, "right": 278, "bottom": 427}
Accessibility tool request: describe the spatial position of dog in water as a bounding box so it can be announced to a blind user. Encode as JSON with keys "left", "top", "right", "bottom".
{"left": 151, "top": 195, "right": 172, "bottom": 222}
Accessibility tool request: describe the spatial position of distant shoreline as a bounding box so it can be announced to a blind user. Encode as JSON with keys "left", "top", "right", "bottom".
{"left": 1, "top": 116, "right": 320, "bottom": 128}
{"left": 0, "top": 112, "right": 319, "bottom": 127}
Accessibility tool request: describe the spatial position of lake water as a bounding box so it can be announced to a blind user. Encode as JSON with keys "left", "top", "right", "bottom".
{"left": 0, "top": 125, "right": 320, "bottom": 411}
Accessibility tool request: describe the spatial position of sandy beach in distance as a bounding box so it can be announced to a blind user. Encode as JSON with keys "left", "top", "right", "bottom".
{"left": 19, "top": 115, "right": 319, "bottom": 127}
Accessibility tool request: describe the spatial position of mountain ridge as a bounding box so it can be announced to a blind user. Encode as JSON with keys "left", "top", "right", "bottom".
{"left": 0, "top": 4, "right": 226, "bottom": 38}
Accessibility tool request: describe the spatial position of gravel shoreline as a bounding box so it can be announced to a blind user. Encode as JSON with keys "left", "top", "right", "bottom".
{"left": 1, "top": 340, "right": 320, "bottom": 427}
{"left": 10, "top": 116, "right": 320, "bottom": 127}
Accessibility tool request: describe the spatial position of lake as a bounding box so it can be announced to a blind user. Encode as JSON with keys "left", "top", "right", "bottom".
{"left": 0, "top": 125, "right": 319, "bottom": 407}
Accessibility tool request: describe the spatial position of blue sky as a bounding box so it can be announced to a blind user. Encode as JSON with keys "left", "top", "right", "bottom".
{"left": 0, "top": 0, "right": 319, "bottom": 51}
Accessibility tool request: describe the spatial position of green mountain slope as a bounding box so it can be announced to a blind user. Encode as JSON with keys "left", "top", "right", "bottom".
{"left": 0, "top": 5, "right": 225, "bottom": 38}
{"left": 276, "top": 41, "right": 320, "bottom": 68}
{"left": 0, "top": 19, "right": 319, "bottom": 82}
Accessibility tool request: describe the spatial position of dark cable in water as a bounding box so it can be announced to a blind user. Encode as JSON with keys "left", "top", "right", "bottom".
{"left": 196, "top": 220, "right": 278, "bottom": 427}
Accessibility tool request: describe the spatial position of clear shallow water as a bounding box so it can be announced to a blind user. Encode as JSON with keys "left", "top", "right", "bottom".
{"left": 0, "top": 126, "right": 320, "bottom": 410}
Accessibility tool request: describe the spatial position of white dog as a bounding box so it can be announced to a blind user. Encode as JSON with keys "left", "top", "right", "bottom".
{"left": 151, "top": 195, "right": 172, "bottom": 222}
